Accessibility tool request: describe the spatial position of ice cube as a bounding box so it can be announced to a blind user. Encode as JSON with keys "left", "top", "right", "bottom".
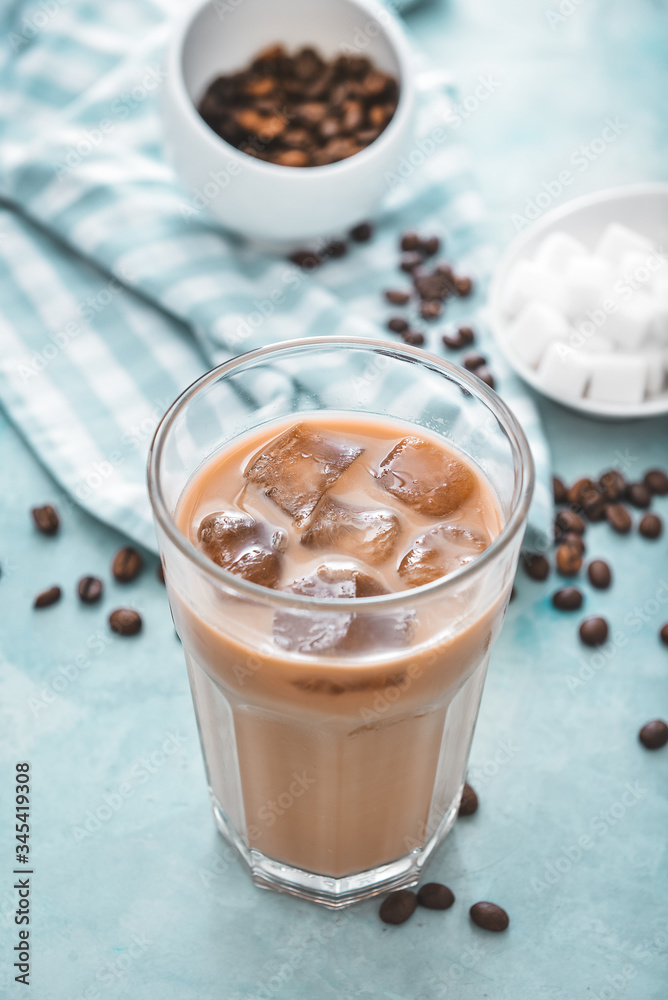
{"left": 564, "top": 255, "right": 614, "bottom": 317}
{"left": 603, "top": 293, "right": 654, "bottom": 350}
{"left": 398, "top": 524, "right": 489, "bottom": 589}
{"left": 536, "top": 342, "right": 591, "bottom": 400}
{"left": 507, "top": 299, "right": 570, "bottom": 369}
{"left": 587, "top": 354, "right": 648, "bottom": 405}
{"left": 197, "top": 510, "right": 283, "bottom": 588}
{"left": 273, "top": 564, "right": 414, "bottom": 654}
{"left": 534, "top": 231, "right": 587, "bottom": 272}
{"left": 300, "top": 496, "right": 400, "bottom": 565}
{"left": 376, "top": 437, "right": 476, "bottom": 517}
{"left": 245, "top": 423, "right": 363, "bottom": 524}
{"left": 502, "top": 259, "right": 567, "bottom": 317}
{"left": 595, "top": 223, "right": 654, "bottom": 267}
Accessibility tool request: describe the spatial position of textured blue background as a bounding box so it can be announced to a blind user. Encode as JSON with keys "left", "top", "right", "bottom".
{"left": 1, "top": 1, "right": 668, "bottom": 998}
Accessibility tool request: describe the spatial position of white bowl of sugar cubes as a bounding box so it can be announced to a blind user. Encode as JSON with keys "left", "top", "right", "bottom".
{"left": 489, "top": 183, "right": 668, "bottom": 419}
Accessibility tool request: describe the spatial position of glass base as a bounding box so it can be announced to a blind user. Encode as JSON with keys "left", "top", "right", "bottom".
{"left": 210, "top": 789, "right": 462, "bottom": 909}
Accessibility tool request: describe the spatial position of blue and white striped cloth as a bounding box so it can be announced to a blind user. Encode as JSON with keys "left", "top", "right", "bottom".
{"left": 0, "top": 0, "right": 551, "bottom": 552}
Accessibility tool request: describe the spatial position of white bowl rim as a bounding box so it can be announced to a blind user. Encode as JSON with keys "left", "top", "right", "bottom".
{"left": 488, "top": 181, "right": 668, "bottom": 420}
{"left": 166, "top": 0, "right": 416, "bottom": 182}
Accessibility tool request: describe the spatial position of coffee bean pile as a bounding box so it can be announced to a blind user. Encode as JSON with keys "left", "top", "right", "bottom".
{"left": 28, "top": 502, "right": 163, "bottom": 635}
{"left": 519, "top": 465, "right": 668, "bottom": 749}
{"left": 198, "top": 45, "right": 399, "bottom": 168}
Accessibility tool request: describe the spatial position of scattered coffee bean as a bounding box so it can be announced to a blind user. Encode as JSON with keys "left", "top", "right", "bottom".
{"left": 325, "top": 239, "right": 347, "bottom": 259}
{"left": 420, "top": 235, "right": 440, "bottom": 257}
{"left": 470, "top": 901, "right": 509, "bottom": 932}
{"left": 606, "top": 503, "right": 632, "bottom": 534}
{"left": 419, "top": 299, "right": 442, "bottom": 321}
{"left": 400, "top": 251, "right": 423, "bottom": 272}
{"left": 77, "top": 576, "right": 103, "bottom": 604}
{"left": 290, "top": 249, "right": 321, "bottom": 270}
{"left": 442, "top": 331, "right": 464, "bottom": 350}
{"left": 552, "top": 476, "right": 567, "bottom": 504}
{"left": 401, "top": 330, "right": 424, "bottom": 346}
{"left": 350, "top": 221, "right": 373, "bottom": 243}
{"left": 400, "top": 231, "right": 420, "bottom": 252}
{"left": 387, "top": 316, "right": 409, "bottom": 334}
{"left": 639, "top": 513, "right": 662, "bottom": 539}
{"left": 661, "top": 623, "right": 668, "bottom": 647}
{"left": 556, "top": 544, "right": 582, "bottom": 576}
{"left": 555, "top": 509, "right": 586, "bottom": 534}
{"left": 567, "top": 477, "right": 593, "bottom": 506}
{"left": 580, "top": 485, "right": 607, "bottom": 522}
{"left": 112, "top": 546, "right": 143, "bottom": 583}
{"left": 475, "top": 366, "right": 495, "bottom": 389}
{"left": 379, "top": 889, "right": 417, "bottom": 925}
{"left": 587, "top": 559, "right": 611, "bottom": 589}
{"left": 462, "top": 352, "right": 486, "bottom": 372}
{"left": 579, "top": 616, "right": 608, "bottom": 647}
{"left": 109, "top": 608, "right": 142, "bottom": 636}
{"left": 626, "top": 482, "right": 651, "bottom": 509}
{"left": 639, "top": 719, "right": 668, "bottom": 750}
{"left": 560, "top": 532, "right": 585, "bottom": 555}
{"left": 455, "top": 276, "right": 473, "bottom": 297}
{"left": 523, "top": 553, "right": 549, "bottom": 581}
{"left": 459, "top": 782, "right": 478, "bottom": 816}
{"left": 31, "top": 504, "right": 59, "bottom": 536}
{"left": 34, "top": 585, "right": 61, "bottom": 609}
{"left": 599, "top": 469, "right": 626, "bottom": 502}
{"left": 458, "top": 326, "right": 475, "bottom": 346}
{"left": 644, "top": 469, "right": 668, "bottom": 495}
{"left": 552, "top": 587, "right": 583, "bottom": 611}
{"left": 417, "top": 883, "right": 455, "bottom": 910}
{"left": 385, "top": 289, "right": 410, "bottom": 305}
{"left": 156, "top": 564, "right": 166, "bottom": 585}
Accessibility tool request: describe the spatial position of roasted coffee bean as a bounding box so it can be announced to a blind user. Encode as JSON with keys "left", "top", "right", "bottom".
{"left": 639, "top": 719, "right": 668, "bottom": 750}
{"left": 109, "top": 608, "right": 142, "bottom": 636}
{"left": 400, "top": 251, "right": 423, "bottom": 272}
{"left": 325, "top": 239, "right": 347, "bottom": 258}
{"left": 414, "top": 270, "right": 452, "bottom": 301}
{"left": 475, "top": 367, "right": 495, "bottom": 389}
{"left": 420, "top": 236, "right": 440, "bottom": 257}
{"left": 606, "top": 503, "right": 632, "bottom": 534}
{"left": 442, "top": 331, "right": 465, "bottom": 350}
{"left": 401, "top": 330, "right": 424, "bottom": 346}
{"left": 417, "top": 883, "right": 455, "bottom": 910}
{"left": 459, "top": 782, "right": 478, "bottom": 815}
{"left": 112, "top": 547, "right": 143, "bottom": 583}
{"left": 626, "top": 482, "right": 651, "bottom": 509}
{"left": 419, "top": 299, "right": 441, "bottom": 321}
{"left": 555, "top": 509, "right": 586, "bottom": 534}
{"left": 387, "top": 316, "right": 409, "bottom": 334}
{"left": 458, "top": 326, "right": 475, "bottom": 346}
{"left": 385, "top": 289, "right": 411, "bottom": 305}
{"left": 523, "top": 553, "right": 549, "bottom": 581}
{"left": 455, "top": 276, "right": 473, "bottom": 297}
{"left": 34, "top": 585, "right": 61, "bottom": 608}
{"left": 556, "top": 544, "right": 582, "bottom": 576}
{"left": 400, "top": 231, "right": 420, "bottom": 252}
{"left": 156, "top": 564, "right": 166, "bottom": 585}
{"left": 552, "top": 476, "right": 567, "bottom": 504}
{"left": 290, "top": 249, "right": 321, "bottom": 270}
{"left": 552, "top": 587, "right": 583, "bottom": 611}
{"left": 31, "top": 504, "right": 59, "bottom": 536}
{"left": 470, "top": 901, "right": 509, "bottom": 932}
{"left": 379, "top": 890, "right": 417, "bottom": 925}
{"left": 580, "top": 486, "right": 607, "bottom": 522}
{"left": 579, "top": 616, "right": 608, "bottom": 647}
{"left": 462, "top": 352, "right": 486, "bottom": 371}
{"left": 567, "top": 477, "right": 593, "bottom": 506}
{"left": 644, "top": 469, "right": 668, "bottom": 495}
{"left": 77, "top": 576, "right": 103, "bottom": 604}
{"left": 560, "top": 532, "right": 585, "bottom": 555}
{"left": 599, "top": 469, "right": 626, "bottom": 502}
{"left": 587, "top": 559, "right": 611, "bottom": 589}
{"left": 661, "top": 623, "right": 668, "bottom": 647}
{"left": 350, "top": 221, "right": 373, "bottom": 242}
{"left": 639, "top": 513, "right": 662, "bottom": 539}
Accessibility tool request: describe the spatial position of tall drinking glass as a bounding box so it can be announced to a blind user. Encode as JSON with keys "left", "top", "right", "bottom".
{"left": 148, "top": 338, "right": 534, "bottom": 907}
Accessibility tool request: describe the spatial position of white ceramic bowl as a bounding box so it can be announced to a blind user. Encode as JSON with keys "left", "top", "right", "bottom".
{"left": 488, "top": 183, "right": 668, "bottom": 420}
{"left": 162, "top": 0, "right": 416, "bottom": 244}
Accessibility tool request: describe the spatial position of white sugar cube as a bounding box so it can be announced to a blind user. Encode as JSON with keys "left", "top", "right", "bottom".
{"left": 507, "top": 299, "right": 570, "bottom": 369}
{"left": 582, "top": 333, "right": 614, "bottom": 354}
{"left": 534, "top": 231, "right": 587, "bottom": 272}
{"left": 645, "top": 347, "right": 666, "bottom": 397}
{"left": 588, "top": 353, "right": 648, "bottom": 404}
{"left": 595, "top": 223, "right": 654, "bottom": 267}
{"left": 603, "top": 293, "right": 654, "bottom": 349}
{"left": 564, "top": 255, "right": 614, "bottom": 317}
{"left": 502, "top": 259, "right": 567, "bottom": 317}
{"left": 618, "top": 250, "right": 654, "bottom": 289}
{"left": 536, "top": 342, "right": 591, "bottom": 400}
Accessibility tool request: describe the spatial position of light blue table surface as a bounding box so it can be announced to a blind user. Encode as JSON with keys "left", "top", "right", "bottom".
{"left": 2, "top": 1, "right": 668, "bottom": 998}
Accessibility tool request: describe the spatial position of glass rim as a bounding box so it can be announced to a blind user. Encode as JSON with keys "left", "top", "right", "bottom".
{"left": 147, "top": 337, "right": 535, "bottom": 611}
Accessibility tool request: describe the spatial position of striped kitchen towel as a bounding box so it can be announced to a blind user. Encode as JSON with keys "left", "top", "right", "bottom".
{"left": 0, "top": 0, "right": 551, "bottom": 552}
